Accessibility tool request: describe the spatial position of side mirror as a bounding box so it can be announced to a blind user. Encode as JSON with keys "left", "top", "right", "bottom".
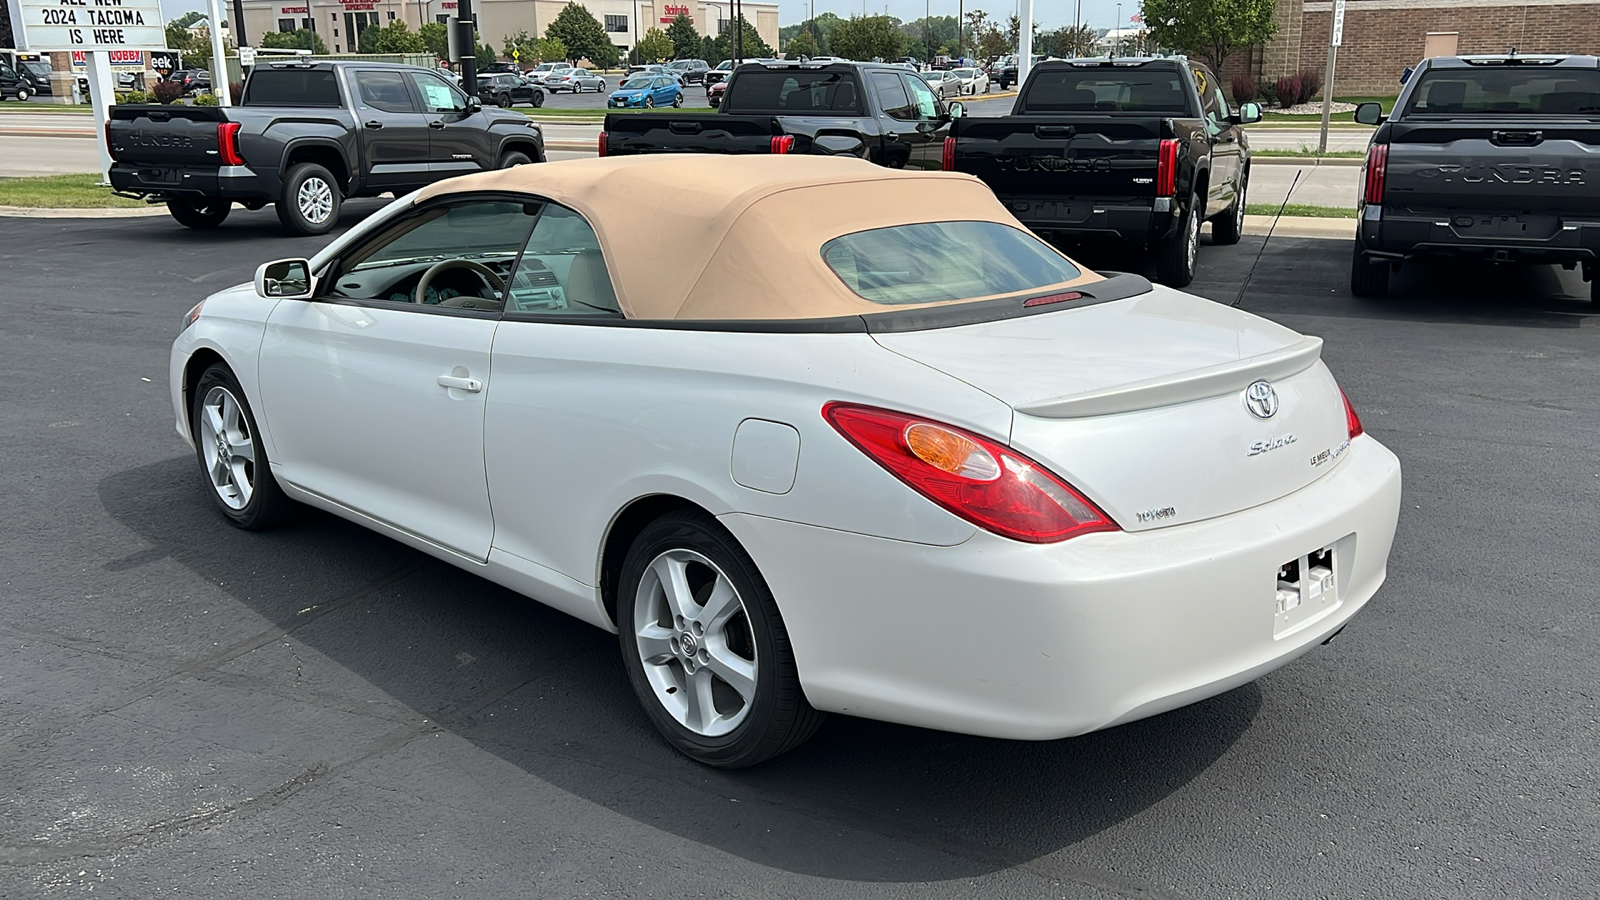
{"left": 1354, "top": 101, "right": 1385, "bottom": 126}
{"left": 1237, "top": 101, "right": 1262, "bottom": 125}
{"left": 255, "top": 258, "right": 315, "bottom": 300}
{"left": 466, "top": 96, "right": 482, "bottom": 113}
{"left": 948, "top": 100, "right": 966, "bottom": 119}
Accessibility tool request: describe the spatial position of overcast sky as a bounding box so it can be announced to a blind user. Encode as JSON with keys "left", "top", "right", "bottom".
{"left": 159, "top": 0, "right": 1139, "bottom": 37}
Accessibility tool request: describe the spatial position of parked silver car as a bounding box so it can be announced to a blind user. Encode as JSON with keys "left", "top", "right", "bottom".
{"left": 546, "top": 68, "right": 606, "bottom": 93}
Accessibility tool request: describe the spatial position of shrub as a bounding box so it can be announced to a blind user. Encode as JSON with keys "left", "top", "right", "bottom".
{"left": 118, "top": 90, "right": 150, "bottom": 104}
{"left": 193, "top": 93, "right": 219, "bottom": 106}
{"left": 1257, "top": 80, "right": 1278, "bottom": 107}
{"left": 1297, "top": 68, "right": 1323, "bottom": 105}
{"left": 1231, "top": 73, "right": 1257, "bottom": 104}
{"left": 1273, "top": 74, "right": 1302, "bottom": 109}
{"left": 152, "top": 80, "right": 185, "bottom": 104}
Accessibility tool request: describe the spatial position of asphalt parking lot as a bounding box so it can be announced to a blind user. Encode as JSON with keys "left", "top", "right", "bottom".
{"left": 2, "top": 205, "right": 1596, "bottom": 899}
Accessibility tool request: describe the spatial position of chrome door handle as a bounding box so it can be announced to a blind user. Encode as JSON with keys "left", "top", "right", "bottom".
{"left": 437, "top": 374, "right": 482, "bottom": 392}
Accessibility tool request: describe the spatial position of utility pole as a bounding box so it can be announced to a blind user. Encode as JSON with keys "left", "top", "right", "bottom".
{"left": 232, "top": 0, "right": 247, "bottom": 46}
{"left": 1017, "top": 0, "right": 1031, "bottom": 82}
{"left": 734, "top": 0, "right": 741, "bottom": 64}
{"left": 458, "top": 0, "right": 476, "bottom": 95}
{"left": 1073, "top": 0, "right": 1081, "bottom": 56}
{"left": 1318, "top": 0, "right": 1345, "bottom": 153}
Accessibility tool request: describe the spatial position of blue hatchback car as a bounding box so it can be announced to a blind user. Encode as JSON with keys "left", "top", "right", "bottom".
{"left": 609, "top": 75, "right": 684, "bottom": 109}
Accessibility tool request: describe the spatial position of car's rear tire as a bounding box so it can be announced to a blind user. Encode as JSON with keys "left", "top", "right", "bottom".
{"left": 1212, "top": 174, "right": 1246, "bottom": 246}
{"left": 191, "top": 363, "right": 294, "bottom": 530}
{"left": 531, "top": 90, "right": 544, "bottom": 108}
{"left": 1155, "top": 194, "right": 1201, "bottom": 288}
{"left": 617, "top": 510, "right": 825, "bottom": 768}
{"left": 167, "top": 197, "right": 232, "bottom": 229}
{"left": 276, "top": 162, "right": 341, "bottom": 236}
{"left": 497, "top": 150, "right": 533, "bottom": 168}
{"left": 1349, "top": 243, "right": 1391, "bottom": 297}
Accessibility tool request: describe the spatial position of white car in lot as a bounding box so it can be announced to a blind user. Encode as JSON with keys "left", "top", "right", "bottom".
{"left": 170, "top": 156, "right": 1402, "bottom": 767}
{"left": 948, "top": 66, "right": 989, "bottom": 95}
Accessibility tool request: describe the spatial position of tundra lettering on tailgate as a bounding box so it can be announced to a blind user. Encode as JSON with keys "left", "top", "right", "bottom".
{"left": 1418, "top": 164, "right": 1586, "bottom": 186}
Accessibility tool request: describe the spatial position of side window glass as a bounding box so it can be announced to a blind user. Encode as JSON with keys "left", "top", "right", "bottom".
{"left": 872, "top": 72, "right": 912, "bottom": 120}
{"left": 506, "top": 204, "right": 622, "bottom": 317}
{"left": 407, "top": 71, "right": 467, "bottom": 113}
{"left": 902, "top": 74, "right": 940, "bottom": 119}
{"left": 330, "top": 200, "right": 541, "bottom": 310}
{"left": 354, "top": 70, "right": 417, "bottom": 113}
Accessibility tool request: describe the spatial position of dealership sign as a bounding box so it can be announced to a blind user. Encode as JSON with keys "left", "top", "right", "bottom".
{"left": 12, "top": 0, "right": 168, "bottom": 51}
{"left": 660, "top": 3, "right": 690, "bottom": 23}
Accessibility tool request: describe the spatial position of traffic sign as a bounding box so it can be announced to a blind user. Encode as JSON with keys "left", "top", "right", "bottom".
{"left": 1331, "top": 0, "right": 1346, "bottom": 47}
{"left": 239, "top": 46, "right": 256, "bottom": 67}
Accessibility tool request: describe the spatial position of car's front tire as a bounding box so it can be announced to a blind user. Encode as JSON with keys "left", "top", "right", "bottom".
{"left": 16, "top": 85, "right": 31, "bottom": 102}
{"left": 167, "top": 197, "right": 231, "bottom": 229}
{"left": 191, "top": 363, "right": 293, "bottom": 530}
{"left": 645, "top": 95, "right": 655, "bottom": 108}
{"left": 276, "top": 162, "right": 341, "bottom": 236}
{"left": 1155, "top": 194, "right": 1202, "bottom": 288}
{"left": 672, "top": 93, "right": 683, "bottom": 107}
{"left": 617, "top": 510, "right": 825, "bottom": 768}
{"left": 1349, "top": 243, "right": 1391, "bottom": 297}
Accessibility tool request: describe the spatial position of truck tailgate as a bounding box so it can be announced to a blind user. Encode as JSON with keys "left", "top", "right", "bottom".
{"left": 949, "top": 117, "right": 1169, "bottom": 209}
{"left": 107, "top": 105, "right": 228, "bottom": 168}
{"left": 1383, "top": 121, "right": 1600, "bottom": 216}
{"left": 603, "top": 113, "right": 792, "bottom": 155}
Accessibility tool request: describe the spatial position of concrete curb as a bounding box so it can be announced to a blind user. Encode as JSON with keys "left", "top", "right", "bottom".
{"left": 0, "top": 204, "right": 167, "bottom": 218}
{"left": 1255, "top": 156, "right": 1364, "bottom": 167}
{"left": 1242, "top": 215, "right": 1355, "bottom": 239}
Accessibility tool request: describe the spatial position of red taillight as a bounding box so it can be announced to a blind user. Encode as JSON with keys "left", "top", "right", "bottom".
{"left": 104, "top": 119, "right": 113, "bottom": 156}
{"left": 1363, "top": 143, "right": 1388, "bottom": 205}
{"left": 1156, "top": 138, "right": 1179, "bottom": 196}
{"left": 822, "top": 402, "right": 1119, "bottom": 544}
{"left": 217, "top": 122, "right": 244, "bottom": 166}
{"left": 598, "top": 130, "right": 608, "bottom": 157}
{"left": 770, "top": 135, "right": 794, "bottom": 154}
{"left": 1341, "top": 389, "right": 1365, "bottom": 439}
{"left": 942, "top": 136, "right": 956, "bottom": 171}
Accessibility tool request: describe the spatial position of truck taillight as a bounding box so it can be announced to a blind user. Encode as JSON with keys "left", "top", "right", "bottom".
{"left": 598, "top": 131, "right": 608, "bottom": 157}
{"left": 1363, "top": 143, "right": 1388, "bottom": 205}
{"left": 1156, "top": 138, "right": 1178, "bottom": 196}
{"left": 217, "top": 122, "right": 244, "bottom": 166}
{"left": 942, "top": 136, "right": 955, "bottom": 171}
{"left": 770, "top": 135, "right": 794, "bottom": 154}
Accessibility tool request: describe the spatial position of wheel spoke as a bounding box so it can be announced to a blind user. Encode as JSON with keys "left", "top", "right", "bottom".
{"left": 229, "top": 436, "right": 256, "bottom": 464}
{"left": 649, "top": 554, "right": 695, "bottom": 621}
{"left": 696, "top": 574, "right": 740, "bottom": 631}
{"left": 636, "top": 623, "right": 676, "bottom": 665}
{"left": 682, "top": 667, "right": 718, "bottom": 732}
{"left": 220, "top": 393, "right": 242, "bottom": 432}
{"left": 703, "top": 643, "right": 756, "bottom": 702}
{"left": 230, "top": 459, "right": 253, "bottom": 502}
{"left": 209, "top": 452, "right": 230, "bottom": 485}
{"left": 202, "top": 403, "right": 225, "bottom": 438}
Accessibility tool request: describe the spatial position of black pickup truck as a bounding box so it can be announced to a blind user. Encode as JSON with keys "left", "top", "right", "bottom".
{"left": 1350, "top": 54, "right": 1600, "bottom": 300}
{"left": 108, "top": 60, "right": 546, "bottom": 235}
{"left": 601, "top": 61, "right": 963, "bottom": 170}
{"left": 944, "top": 59, "right": 1260, "bottom": 287}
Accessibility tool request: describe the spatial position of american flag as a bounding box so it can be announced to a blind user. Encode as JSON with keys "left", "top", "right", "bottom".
{"left": 1129, "top": 12, "right": 1143, "bottom": 22}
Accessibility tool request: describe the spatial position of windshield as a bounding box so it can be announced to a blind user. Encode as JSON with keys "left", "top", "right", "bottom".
{"left": 621, "top": 77, "right": 653, "bottom": 90}
{"left": 725, "top": 70, "right": 864, "bottom": 115}
{"left": 1403, "top": 67, "right": 1600, "bottom": 115}
{"left": 1017, "top": 67, "right": 1189, "bottom": 113}
{"left": 21, "top": 61, "right": 50, "bottom": 80}
{"left": 952, "top": 68, "right": 976, "bottom": 79}
{"left": 822, "top": 221, "right": 1083, "bottom": 305}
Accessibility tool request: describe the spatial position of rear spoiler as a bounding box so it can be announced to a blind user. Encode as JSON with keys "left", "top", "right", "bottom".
{"left": 1016, "top": 336, "right": 1324, "bottom": 418}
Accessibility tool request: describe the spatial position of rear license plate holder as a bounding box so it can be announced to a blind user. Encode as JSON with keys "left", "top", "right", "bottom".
{"left": 1029, "top": 200, "right": 1090, "bottom": 223}
{"left": 139, "top": 167, "right": 182, "bottom": 186}
{"left": 1462, "top": 214, "right": 1559, "bottom": 240}
{"left": 1274, "top": 545, "right": 1338, "bottom": 637}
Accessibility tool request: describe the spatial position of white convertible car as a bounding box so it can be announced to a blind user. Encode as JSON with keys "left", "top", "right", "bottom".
{"left": 171, "top": 156, "right": 1402, "bottom": 767}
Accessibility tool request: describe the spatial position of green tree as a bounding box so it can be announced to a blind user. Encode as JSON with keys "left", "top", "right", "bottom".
{"left": 828, "top": 15, "right": 902, "bottom": 62}
{"left": 785, "top": 28, "right": 818, "bottom": 59}
{"left": 699, "top": 35, "right": 720, "bottom": 63}
{"left": 636, "top": 27, "right": 673, "bottom": 62}
{"left": 359, "top": 20, "right": 425, "bottom": 54}
{"left": 475, "top": 42, "right": 497, "bottom": 67}
{"left": 1141, "top": 0, "right": 1277, "bottom": 71}
{"left": 713, "top": 14, "right": 773, "bottom": 61}
{"left": 171, "top": 10, "right": 206, "bottom": 29}
{"left": 534, "top": 36, "right": 568, "bottom": 63}
{"left": 666, "top": 13, "right": 700, "bottom": 60}
{"left": 545, "top": 3, "right": 620, "bottom": 69}
{"left": 418, "top": 21, "right": 448, "bottom": 59}
{"left": 502, "top": 28, "right": 538, "bottom": 64}
{"left": 260, "top": 28, "right": 329, "bottom": 54}
{"left": 1039, "top": 23, "right": 1096, "bottom": 58}
{"left": 165, "top": 21, "right": 219, "bottom": 68}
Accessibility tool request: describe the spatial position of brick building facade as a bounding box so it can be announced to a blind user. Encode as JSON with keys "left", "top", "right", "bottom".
{"left": 1228, "top": 0, "right": 1600, "bottom": 96}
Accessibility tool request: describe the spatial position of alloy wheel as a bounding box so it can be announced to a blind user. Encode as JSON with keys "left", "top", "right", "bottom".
{"left": 297, "top": 176, "right": 333, "bottom": 224}
{"left": 198, "top": 385, "right": 256, "bottom": 510}
{"left": 633, "top": 549, "right": 758, "bottom": 737}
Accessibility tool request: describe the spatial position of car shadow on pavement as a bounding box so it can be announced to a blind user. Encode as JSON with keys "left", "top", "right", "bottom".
{"left": 99, "top": 455, "right": 1260, "bottom": 882}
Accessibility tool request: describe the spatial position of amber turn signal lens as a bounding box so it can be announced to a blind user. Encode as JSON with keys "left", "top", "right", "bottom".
{"left": 903, "top": 422, "right": 1002, "bottom": 481}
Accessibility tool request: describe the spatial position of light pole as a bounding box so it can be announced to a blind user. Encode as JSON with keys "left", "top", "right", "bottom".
{"left": 1115, "top": 2, "right": 1122, "bottom": 55}
{"left": 1073, "top": 0, "right": 1081, "bottom": 56}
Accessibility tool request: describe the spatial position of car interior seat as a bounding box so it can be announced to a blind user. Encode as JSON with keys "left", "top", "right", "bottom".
{"left": 563, "top": 250, "right": 621, "bottom": 314}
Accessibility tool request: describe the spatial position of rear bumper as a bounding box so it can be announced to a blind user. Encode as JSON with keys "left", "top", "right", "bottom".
{"left": 109, "top": 163, "right": 279, "bottom": 202}
{"left": 722, "top": 435, "right": 1402, "bottom": 741}
{"left": 1008, "top": 197, "right": 1179, "bottom": 244}
{"left": 1361, "top": 206, "right": 1600, "bottom": 264}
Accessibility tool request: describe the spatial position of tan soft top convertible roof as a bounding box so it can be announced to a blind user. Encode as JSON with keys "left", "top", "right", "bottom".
{"left": 413, "top": 155, "right": 1097, "bottom": 321}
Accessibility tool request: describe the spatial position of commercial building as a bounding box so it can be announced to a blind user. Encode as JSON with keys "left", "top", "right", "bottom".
{"left": 1231, "top": 0, "right": 1600, "bottom": 95}
{"left": 236, "top": 0, "right": 779, "bottom": 63}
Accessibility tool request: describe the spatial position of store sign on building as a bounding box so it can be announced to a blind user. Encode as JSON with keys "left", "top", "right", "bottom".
{"left": 660, "top": 4, "right": 691, "bottom": 23}
{"left": 71, "top": 48, "right": 146, "bottom": 71}
{"left": 281, "top": 5, "right": 310, "bottom": 13}
{"left": 340, "top": 0, "right": 378, "bottom": 11}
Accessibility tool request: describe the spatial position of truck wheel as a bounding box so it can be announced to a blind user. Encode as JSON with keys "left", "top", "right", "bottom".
{"left": 1155, "top": 195, "right": 1201, "bottom": 288}
{"left": 1211, "top": 175, "right": 1246, "bottom": 246}
{"left": 497, "top": 150, "right": 533, "bottom": 168}
{"left": 1349, "top": 243, "right": 1391, "bottom": 297}
{"left": 167, "top": 197, "right": 232, "bottom": 229}
{"left": 16, "top": 86, "right": 31, "bottom": 102}
{"left": 276, "top": 163, "right": 341, "bottom": 237}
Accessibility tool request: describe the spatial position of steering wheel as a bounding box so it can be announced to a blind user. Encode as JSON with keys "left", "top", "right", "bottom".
{"left": 413, "top": 258, "right": 506, "bottom": 306}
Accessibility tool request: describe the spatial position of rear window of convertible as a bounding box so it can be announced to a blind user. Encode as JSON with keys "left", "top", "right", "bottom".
{"left": 822, "top": 221, "right": 1083, "bottom": 305}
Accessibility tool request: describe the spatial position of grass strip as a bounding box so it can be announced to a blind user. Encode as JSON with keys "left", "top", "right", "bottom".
{"left": 1253, "top": 149, "right": 1365, "bottom": 158}
{"left": 1245, "top": 203, "right": 1358, "bottom": 219}
{"left": 0, "top": 173, "right": 145, "bottom": 208}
